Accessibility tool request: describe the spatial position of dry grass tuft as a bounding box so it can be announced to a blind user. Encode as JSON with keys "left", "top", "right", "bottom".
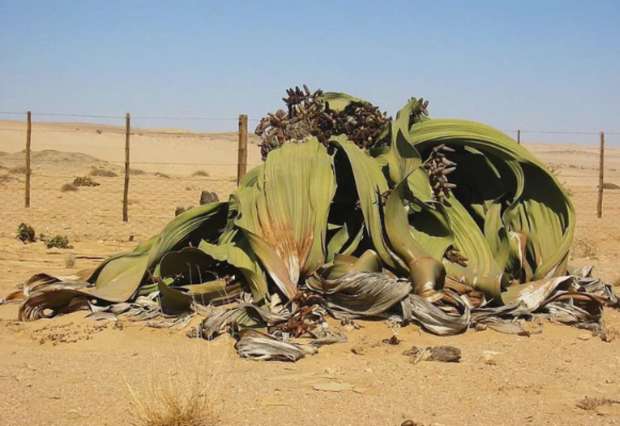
{"left": 127, "top": 370, "right": 219, "bottom": 426}
{"left": 90, "top": 167, "right": 118, "bottom": 177}
{"left": 125, "top": 347, "right": 226, "bottom": 426}
{"left": 576, "top": 396, "right": 620, "bottom": 411}
{"left": 155, "top": 172, "right": 171, "bottom": 179}
{"left": 192, "top": 170, "right": 210, "bottom": 177}
{"left": 130, "top": 385, "right": 216, "bottom": 426}
{"left": 130, "top": 168, "right": 147, "bottom": 176}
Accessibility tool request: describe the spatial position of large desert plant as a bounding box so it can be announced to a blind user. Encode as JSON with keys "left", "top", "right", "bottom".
{"left": 13, "top": 87, "right": 603, "bottom": 353}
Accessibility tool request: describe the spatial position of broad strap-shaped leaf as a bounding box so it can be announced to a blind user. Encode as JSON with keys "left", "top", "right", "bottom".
{"left": 383, "top": 97, "right": 424, "bottom": 182}
{"left": 409, "top": 118, "right": 574, "bottom": 293}
{"left": 307, "top": 271, "right": 412, "bottom": 317}
{"left": 384, "top": 178, "right": 446, "bottom": 297}
{"left": 325, "top": 223, "right": 364, "bottom": 262}
{"left": 440, "top": 193, "right": 505, "bottom": 297}
{"left": 330, "top": 135, "right": 401, "bottom": 269}
{"left": 84, "top": 202, "right": 229, "bottom": 302}
{"left": 407, "top": 202, "right": 454, "bottom": 262}
{"left": 199, "top": 239, "right": 269, "bottom": 303}
{"left": 234, "top": 138, "right": 336, "bottom": 299}
{"left": 322, "top": 250, "right": 382, "bottom": 280}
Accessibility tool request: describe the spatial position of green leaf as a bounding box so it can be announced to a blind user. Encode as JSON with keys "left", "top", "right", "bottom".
{"left": 234, "top": 138, "right": 336, "bottom": 299}
{"left": 199, "top": 239, "right": 269, "bottom": 303}
{"left": 408, "top": 118, "right": 574, "bottom": 294}
{"left": 319, "top": 92, "right": 366, "bottom": 112}
{"left": 330, "top": 135, "right": 401, "bottom": 270}
{"left": 440, "top": 193, "right": 504, "bottom": 297}
{"left": 85, "top": 202, "right": 228, "bottom": 302}
{"left": 384, "top": 178, "right": 446, "bottom": 297}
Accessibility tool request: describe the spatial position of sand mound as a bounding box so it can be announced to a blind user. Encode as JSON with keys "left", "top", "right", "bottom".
{"left": 0, "top": 149, "right": 117, "bottom": 173}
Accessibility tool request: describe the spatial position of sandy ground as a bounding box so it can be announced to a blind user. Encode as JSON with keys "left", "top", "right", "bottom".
{"left": 0, "top": 120, "right": 260, "bottom": 240}
{"left": 1, "top": 121, "right": 620, "bottom": 425}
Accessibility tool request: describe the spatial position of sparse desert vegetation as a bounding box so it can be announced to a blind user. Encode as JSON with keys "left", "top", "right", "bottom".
{"left": 127, "top": 369, "right": 219, "bottom": 426}
{"left": 90, "top": 167, "right": 118, "bottom": 177}
{"left": 16, "top": 222, "right": 36, "bottom": 243}
{"left": 43, "top": 234, "right": 72, "bottom": 249}
{"left": 73, "top": 176, "right": 100, "bottom": 187}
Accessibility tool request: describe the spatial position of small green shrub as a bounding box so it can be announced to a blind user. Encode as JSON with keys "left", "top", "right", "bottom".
{"left": 45, "top": 235, "right": 72, "bottom": 249}
{"left": 16, "top": 223, "right": 36, "bottom": 243}
{"left": 73, "top": 176, "right": 100, "bottom": 187}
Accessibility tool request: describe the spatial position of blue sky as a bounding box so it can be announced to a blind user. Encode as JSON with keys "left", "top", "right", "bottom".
{"left": 1, "top": 1, "right": 618, "bottom": 142}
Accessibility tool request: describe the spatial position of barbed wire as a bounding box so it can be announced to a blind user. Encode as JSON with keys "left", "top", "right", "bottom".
{"left": 0, "top": 126, "right": 617, "bottom": 137}
{"left": 509, "top": 130, "right": 618, "bottom": 136}
{"left": 0, "top": 111, "right": 262, "bottom": 121}
{"left": 1, "top": 110, "right": 618, "bottom": 133}
{"left": 132, "top": 115, "right": 241, "bottom": 121}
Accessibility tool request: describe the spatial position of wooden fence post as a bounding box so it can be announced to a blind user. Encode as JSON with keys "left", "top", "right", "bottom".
{"left": 597, "top": 131, "right": 605, "bottom": 218}
{"left": 237, "top": 114, "right": 248, "bottom": 185}
{"left": 123, "top": 113, "right": 131, "bottom": 222}
{"left": 517, "top": 129, "right": 521, "bottom": 144}
{"left": 25, "top": 111, "right": 32, "bottom": 208}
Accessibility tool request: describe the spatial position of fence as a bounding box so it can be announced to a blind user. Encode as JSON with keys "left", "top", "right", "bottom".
{"left": 0, "top": 111, "right": 262, "bottom": 241}
{"left": 0, "top": 111, "right": 619, "bottom": 242}
{"left": 513, "top": 129, "right": 620, "bottom": 246}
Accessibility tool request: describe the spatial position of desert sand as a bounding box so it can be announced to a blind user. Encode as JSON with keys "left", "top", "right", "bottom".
{"left": 1, "top": 120, "right": 619, "bottom": 425}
